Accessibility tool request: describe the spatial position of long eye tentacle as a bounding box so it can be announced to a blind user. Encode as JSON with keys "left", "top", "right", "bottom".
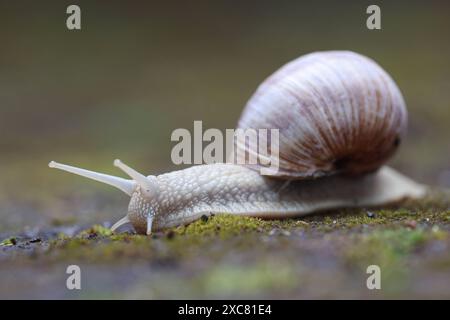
{"left": 48, "top": 161, "right": 135, "bottom": 195}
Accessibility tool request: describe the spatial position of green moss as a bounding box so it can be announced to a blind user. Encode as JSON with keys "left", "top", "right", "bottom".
{"left": 173, "top": 214, "right": 270, "bottom": 237}
{"left": 48, "top": 236, "right": 149, "bottom": 262}
{"left": 0, "top": 237, "right": 17, "bottom": 246}
{"left": 361, "top": 228, "right": 427, "bottom": 255}
{"left": 45, "top": 225, "right": 153, "bottom": 262}
{"left": 299, "top": 192, "right": 450, "bottom": 232}
{"left": 311, "top": 210, "right": 387, "bottom": 231}
{"left": 23, "top": 194, "right": 450, "bottom": 265}
{"left": 170, "top": 214, "right": 314, "bottom": 239}
{"left": 76, "top": 224, "right": 113, "bottom": 238}
{"left": 343, "top": 226, "right": 447, "bottom": 272}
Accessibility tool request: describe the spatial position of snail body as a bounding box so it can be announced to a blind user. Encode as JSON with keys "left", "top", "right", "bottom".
{"left": 49, "top": 51, "right": 426, "bottom": 235}
{"left": 127, "top": 164, "right": 424, "bottom": 234}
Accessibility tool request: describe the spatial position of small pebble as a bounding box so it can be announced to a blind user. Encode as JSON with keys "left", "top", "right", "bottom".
{"left": 87, "top": 233, "right": 97, "bottom": 239}
{"left": 201, "top": 215, "right": 209, "bottom": 222}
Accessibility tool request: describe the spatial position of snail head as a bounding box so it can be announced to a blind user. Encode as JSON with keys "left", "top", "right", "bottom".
{"left": 48, "top": 159, "right": 159, "bottom": 235}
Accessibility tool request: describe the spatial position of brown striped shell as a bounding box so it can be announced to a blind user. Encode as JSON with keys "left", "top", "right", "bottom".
{"left": 236, "top": 51, "right": 408, "bottom": 179}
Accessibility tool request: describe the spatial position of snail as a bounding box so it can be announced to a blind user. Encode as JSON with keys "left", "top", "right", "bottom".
{"left": 49, "top": 51, "right": 426, "bottom": 235}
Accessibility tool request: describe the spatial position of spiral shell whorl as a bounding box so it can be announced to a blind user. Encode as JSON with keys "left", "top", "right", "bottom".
{"left": 238, "top": 51, "right": 407, "bottom": 179}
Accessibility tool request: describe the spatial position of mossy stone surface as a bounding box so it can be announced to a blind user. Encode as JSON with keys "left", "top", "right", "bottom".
{"left": 1, "top": 192, "right": 449, "bottom": 299}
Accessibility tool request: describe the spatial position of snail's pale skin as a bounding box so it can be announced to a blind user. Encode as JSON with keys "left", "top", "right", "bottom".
{"left": 48, "top": 161, "right": 426, "bottom": 235}
{"left": 48, "top": 50, "right": 427, "bottom": 235}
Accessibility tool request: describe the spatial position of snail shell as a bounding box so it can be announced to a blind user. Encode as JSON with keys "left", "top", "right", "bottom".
{"left": 237, "top": 51, "right": 407, "bottom": 179}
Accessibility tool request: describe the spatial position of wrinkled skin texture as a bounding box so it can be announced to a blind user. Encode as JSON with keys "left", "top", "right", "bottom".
{"left": 127, "top": 164, "right": 425, "bottom": 234}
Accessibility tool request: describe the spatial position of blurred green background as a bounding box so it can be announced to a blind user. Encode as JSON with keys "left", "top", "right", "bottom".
{"left": 0, "top": 0, "right": 449, "bottom": 232}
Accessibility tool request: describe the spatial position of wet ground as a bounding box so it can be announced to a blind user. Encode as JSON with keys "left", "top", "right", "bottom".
{"left": 1, "top": 192, "right": 449, "bottom": 299}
